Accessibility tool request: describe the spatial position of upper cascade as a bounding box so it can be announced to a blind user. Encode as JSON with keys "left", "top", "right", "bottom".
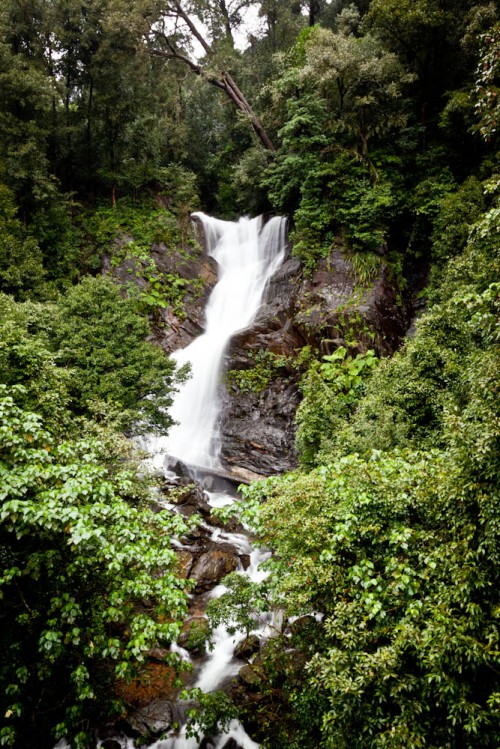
{"left": 153, "top": 213, "right": 287, "bottom": 471}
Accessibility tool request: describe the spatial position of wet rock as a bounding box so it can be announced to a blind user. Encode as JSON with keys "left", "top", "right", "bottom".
{"left": 176, "top": 549, "right": 194, "bottom": 578}
{"left": 129, "top": 698, "right": 173, "bottom": 737}
{"left": 167, "top": 458, "right": 195, "bottom": 481}
{"left": 220, "top": 376, "right": 301, "bottom": 476}
{"left": 99, "top": 719, "right": 137, "bottom": 742}
{"left": 184, "top": 524, "right": 212, "bottom": 544}
{"left": 179, "top": 616, "right": 210, "bottom": 654}
{"left": 219, "top": 244, "right": 410, "bottom": 476}
{"left": 234, "top": 635, "right": 260, "bottom": 660}
{"left": 238, "top": 663, "right": 263, "bottom": 688}
{"left": 221, "top": 740, "right": 243, "bottom": 749}
{"left": 147, "top": 647, "right": 170, "bottom": 663}
{"left": 190, "top": 546, "right": 239, "bottom": 591}
{"left": 100, "top": 740, "right": 122, "bottom": 749}
{"left": 199, "top": 738, "right": 217, "bottom": 749}
{"left": 293, "top": 246, "right": 408, "bottom": 356}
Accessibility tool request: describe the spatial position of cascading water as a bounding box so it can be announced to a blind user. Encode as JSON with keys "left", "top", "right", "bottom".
{"left": 149, "top": 212, "right": 287, "bottom": 470}
{"left": 131, "top": 214, "right": 287, "bottom": 749}
{"left": 55, "top": 218, "right": 287, "bottom": 749}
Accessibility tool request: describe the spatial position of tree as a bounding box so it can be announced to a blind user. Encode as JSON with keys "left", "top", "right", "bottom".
{"left": 144, "top": 0, "right": 276, "bottom": 149}
{"left": 367, "top": 0, "right": 495, "bottom": 124}
{"left": 262, "top": 20, "right": 411, "bottom": 264}
{"left": 474, "top": 21, "right": 500, "bottom": 141}
{"left": 299, "top": 22, "right": 414, "bottom": 157}
{"left": 0, "top": 277, "right": 183, "bottom": 433}
{"left": 0, "top": 384, "right": 194, "bottom": 748}
{"left": 0, "top": 182, "right": 46, "bottom": 299}
{"left": 52, "top": 277, "right": 183, "bottom": 432}
{"left": 211, "top": 159, "right": 500, "bottom": 749}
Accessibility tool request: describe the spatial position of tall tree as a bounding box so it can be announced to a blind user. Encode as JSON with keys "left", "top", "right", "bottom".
{"left": 145, "top": 0, "right": 276, "bottom": 149}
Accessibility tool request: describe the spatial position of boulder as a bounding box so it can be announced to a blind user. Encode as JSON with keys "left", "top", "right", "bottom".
{"left": 238, "top": 663, "right": 263, "bottom": 688}
{"left": 190, "top": 546, "right": 239, "bottom": 591}
{"left": 176, "top": 549, "right": 194, "bottom": 578}
{"left": 128, "top": 698, "right": 173, "bottom": 737}
{"left": 234, "top": 635, "right": 260, "bottom": 660}
{"left": 178, "top": 616, "right": 210, "bottom": 654}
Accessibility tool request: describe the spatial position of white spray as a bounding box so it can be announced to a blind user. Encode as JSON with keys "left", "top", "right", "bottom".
{"left": 149, "top": 213, "right": 286, "bottom": 470}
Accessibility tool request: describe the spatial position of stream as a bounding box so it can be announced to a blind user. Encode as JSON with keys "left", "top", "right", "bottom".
{"left": 134, "top": 214, "right": 287, "bottom": 749}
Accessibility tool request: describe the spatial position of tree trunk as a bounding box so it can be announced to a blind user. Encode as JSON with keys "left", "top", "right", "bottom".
{"left": 148, "top": 2, "right": 276, "bottom": 151}
{"left": 148, "top": 50, "right": 275, "bottom": 151}
{"left": 221, "top": 72, "right": 275, "bottom": 151}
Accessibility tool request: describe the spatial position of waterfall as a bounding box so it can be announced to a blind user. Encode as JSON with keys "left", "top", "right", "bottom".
{"left": 134, "top": 213, "right": 287, "bottom": 749}
{"left": 152, "top": 212, "right": 287, "bottom": 470}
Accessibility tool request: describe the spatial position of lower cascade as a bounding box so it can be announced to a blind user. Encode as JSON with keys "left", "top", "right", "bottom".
{"left": 139, "top": 214, "right": 287, "bottom": 748}
{"left": 148, "top": 212, "right": 287, "bottom": 471}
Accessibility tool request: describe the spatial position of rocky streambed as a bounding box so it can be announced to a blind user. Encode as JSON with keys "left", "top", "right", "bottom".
{"left": 101, "top": 217, "right": 413, "bottom": 748}
{"left": 96, "top": 465, "right": 272, "bottom": 749}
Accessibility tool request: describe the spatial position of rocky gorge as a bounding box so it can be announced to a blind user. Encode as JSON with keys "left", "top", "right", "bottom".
{"left": 151, "top": 228, "right": 411, "bottom": 478}
{"left": 105, "top": 217, "right": 414, "bottom": 747}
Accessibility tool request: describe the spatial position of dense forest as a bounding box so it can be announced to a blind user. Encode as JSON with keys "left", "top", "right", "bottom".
{"left": 0, "top": 0, "right": 499, "bottom": 747}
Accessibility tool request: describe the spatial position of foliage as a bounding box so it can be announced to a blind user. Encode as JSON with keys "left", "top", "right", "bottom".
{"left": 0, "top": 33, "right": 54, "bottom": 213}
{"left": 214, "top": 148, "right": 500, "bottom": 749}
{"left": 0, "top": 384, "right": 194, "bottom": 748}
{"left": 430, "top": 175, "right": 484, "bottom": 269}
{"left": 295, "top": 346, "right": 378, "bottom": 467}
{"left": 262, "top": 22, "right": 412, "bottom": 269}
{"left": 0, "top": 294, "right": 74, "bottom": 434}
{"left": 206, "top": 571, "right": 270, "bottom": 637}
{"left": 1, "top": 1, "right": 500, "bottom": 747}
{"left": 0, "top": 278, "right": 183, "bottom": 434}
{"left": 184, "top": 689, "right": 240, "bottom": 741}
{"left": 473, "top": 21, "right": 500, "bottom": 141}
{"left": 0, "top": 182, "right": 46, "bottom": 299}
{"left": 332, "top": 179, "right": 500, "bottom": 458}
{"left": 81, "top": 196, "right": 202, "bottom": 316}
{"left": 227, "top": 349, "right": 300, "bottom": 394}
{"left": 51, "top": 276, "right": 183, "bottom": 433}
{"left": 239, "top": 442, "right": 499, "bottom": 748}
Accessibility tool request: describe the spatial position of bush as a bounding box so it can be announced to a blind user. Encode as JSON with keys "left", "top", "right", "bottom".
{"left": 0, "top": 385, "right": 194, "bottom": 748}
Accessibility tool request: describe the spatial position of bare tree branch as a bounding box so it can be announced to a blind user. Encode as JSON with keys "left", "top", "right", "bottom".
{"left": 146, "top": 2, "right": 275, "bottom": 150}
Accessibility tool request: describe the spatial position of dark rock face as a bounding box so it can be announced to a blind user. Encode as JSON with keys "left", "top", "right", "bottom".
{"left": 128, "top": 699, "right": 173, "bottom": 737}
{"left": 190, "top": 546, "right": 239, "bottom": 591}
{"left": 151, "top": 236, "right": 410, "bottom": 478}
{"left": 293, "top": 247, "right": 408, "bottom": 356}
{"left": 220, "top": 377, "right": 301, "bottom": 476}
{"left": 218, "top": 245, "right": 410, "bottom": 476}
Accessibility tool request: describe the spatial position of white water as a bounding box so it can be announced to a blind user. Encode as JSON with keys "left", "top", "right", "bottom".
{"left": 148, "top": 213, "right": 287, "bottom": 470}
{"left": 96, "top": 214, "right": 286, "bottom": 749}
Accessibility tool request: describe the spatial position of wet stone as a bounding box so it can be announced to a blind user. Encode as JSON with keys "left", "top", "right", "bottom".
{"left": 191, "top": 548, "right": 239, "bottom": 591}
{"left": 222, "top": 740, "right": 243, "bottom": 749}
{"left": 234, "top": 635, "right": 260, "bottom": 660}
{"left": 179, "top": 616, "right": 210, "bottom": 654}
{"left": 238, "top": 664, "right": 263, "bottom": 687}
{"left": 129, "top": 698, "right": 173, "bottom": 737}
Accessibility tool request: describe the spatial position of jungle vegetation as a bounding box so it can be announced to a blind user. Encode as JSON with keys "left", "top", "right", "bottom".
{"left": 0, "top": 0, "right": 498, "bottom": 747}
